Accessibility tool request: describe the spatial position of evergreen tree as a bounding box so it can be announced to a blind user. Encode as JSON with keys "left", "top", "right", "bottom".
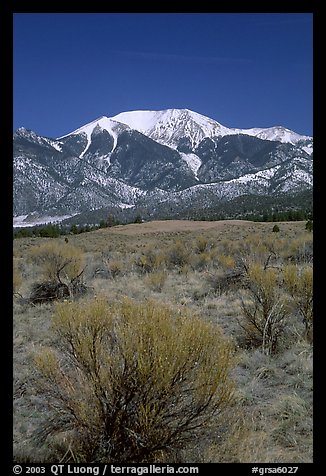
{"left": 70, "top": 224, "right": 78, "bottom": 234}
{"left": 305, "top": 220, "right": 313, "bottom": 232}
{"left": 134, "top": 214, "right": 142, "bottom": 224}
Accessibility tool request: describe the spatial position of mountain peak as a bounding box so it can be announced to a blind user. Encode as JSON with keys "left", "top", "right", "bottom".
{"left": 112, "top": 108, "right": 229, "bottom": 149}
{"left": 15, "top": 126, "right": 33, "bottom": 135}
{"left": 238, "top": 125, "right": 311, "bottom": 145}
{"left": 58, "top": 116, "right": 120, "bottom": 139}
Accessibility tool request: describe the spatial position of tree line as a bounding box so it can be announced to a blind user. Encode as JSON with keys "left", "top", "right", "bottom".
{"left": 13, "top": 210, "right": 312, "bottom": 240}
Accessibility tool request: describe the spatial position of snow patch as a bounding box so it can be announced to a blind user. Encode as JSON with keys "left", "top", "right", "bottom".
{"left": 302, "top": 146, "right": 313, "bottom": 155}
{"left": 95, "top": 154, "right": 113, "bottom": 166}
{"left": 112, "top": 110, "right": 164, "bottom": 132}
{"left": 226, "top": 166, "right": 280, "bottom": 185}
{"left": 13, "top": 214, "right": 77, "bottom": 228}
{"left": 118, "top": 203, "right": 136, "bottom": 209}
{"left": 44, "top": 138, "right": 63, "bottom": 152}
{"left": 180, "top": 153, "right": 202, "bottom": 180}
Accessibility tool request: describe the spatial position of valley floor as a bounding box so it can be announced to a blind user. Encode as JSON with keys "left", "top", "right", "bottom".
{"left": 13, "top": 220, "right": 313, "bottom": 463}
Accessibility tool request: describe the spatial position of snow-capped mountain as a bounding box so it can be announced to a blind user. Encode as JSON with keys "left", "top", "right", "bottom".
{"left": 112, "top": 109, "right": 231, "bottom": 150}
{"left": 13, "top": 109, "right": 313, "bottom": 226}
{"left": 113, "top": 108, "right": 311, "bottom": 149}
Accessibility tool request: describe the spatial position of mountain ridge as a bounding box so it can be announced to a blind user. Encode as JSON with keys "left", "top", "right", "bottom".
{"left": 13, "top": 108, "right": 313, "bottom": 226}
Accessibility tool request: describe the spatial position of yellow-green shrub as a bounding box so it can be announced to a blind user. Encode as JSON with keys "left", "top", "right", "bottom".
{"left": 29, "top": 241, "right": 85, "bottom": 283}
{"left": 144, "top": 271, "right": 167, "bottom": 292}
{"left": 134, "top": 246, "right": 166, "bottom": 273}
{"left": 194, "top": 235, "right": 211, "bottom": 254}
{"left": 106, "top": 259, "right": 124, "bottom": 278}
{"left": 218, "top": 254, "right": 236, "bottom": 270}
{"left": 283, "top": 264, "right": 313, "bottom": 339}
{"left": 283, "top": 236, "right": 313, "bottom": 264}
{"left": 33, "top": 298, "right": 235, "bottom": 463}
{"left": 240, "top": 264, "right": 289, "bottom": 355}
{"left": 236, "top": 237, "right": 279, "bottom": 273}
{"left": 13, "top": 258, "right": 23, "bottom": 293}
{"left": 165, "top": 240, "right": 190, "bottom": 268}
{"left": 190, "top": 251, "right": 212, "bottom": 271}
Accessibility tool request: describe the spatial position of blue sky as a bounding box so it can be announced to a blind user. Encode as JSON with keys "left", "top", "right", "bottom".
{"left": 13, "top": 13, "right": 313, "bottom": 138}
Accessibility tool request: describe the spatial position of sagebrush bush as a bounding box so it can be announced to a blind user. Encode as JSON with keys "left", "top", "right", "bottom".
{"left": 305, "top": 220, "right": 313, "bottom": 232}
{"left": 283, "top": 265, "right": 313, "bottom": 340}
{"left": 190, "top": 251, "right": 212, "bottom": 271}
{"left": 29, "top": 241, "right": 86, "bottom": 303}
{"left": 134, "top": 246, "right": 166, "bottom": 274}
{"left": 236, "top": 236, "right": 279, "bottom": 273}
{"left": 106, "top": 259, "right": 125, "bottom": 278}
{"left": 144, "top": 271, "right": 167, "bottom": 292}
{"left": 166, "top": 240, "right": 190, "bottom": 268}
{"left": 284, "top": 237, "right": 313, "bottom": 264}
{"left": 239, "top": 264, "right": 289, "bottom": 355}
{"left": 13, "top": 258, "right": 23, "bottom": 294}
{"left": 194, "top": 235, "right": 211, "bottom": 254}
{"left": 29, "top": 241, "right": 85, "bottom": 283}
{"left": 218, "top": 254, "right": 236, "bottom": 270}
{"left": 32, "top": 298, "right": 235, "bottom": 463}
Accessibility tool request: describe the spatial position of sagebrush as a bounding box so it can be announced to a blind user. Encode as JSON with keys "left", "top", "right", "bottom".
{"left": 32, "top": 297, "right": 235, "bottom": 463}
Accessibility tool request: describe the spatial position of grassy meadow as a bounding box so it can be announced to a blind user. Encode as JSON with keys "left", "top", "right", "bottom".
{"left": 13, "top": 220, "right": 313, "bottom": 463}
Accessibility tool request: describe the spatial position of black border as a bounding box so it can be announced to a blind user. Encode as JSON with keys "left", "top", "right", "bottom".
{"left": 5, "top": 3, "right": 321, "bottom": 473}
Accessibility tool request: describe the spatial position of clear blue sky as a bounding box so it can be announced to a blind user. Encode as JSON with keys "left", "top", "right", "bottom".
{"left": 13, "top": 13, "right": 313, "bottom": 138}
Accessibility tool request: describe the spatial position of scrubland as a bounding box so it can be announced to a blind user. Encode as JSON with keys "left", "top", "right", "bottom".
{"left": 13, "top": 220, "right": 313, "bottom": 463}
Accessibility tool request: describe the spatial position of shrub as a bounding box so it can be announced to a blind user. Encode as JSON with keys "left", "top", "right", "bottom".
{"left": 284, "top": 237, "right": 313, "bottom": 264}
{"left": 205, "top": 270, "right": 245, "bottom": 295}
{"left": 194, "top": 235, "right": 211, "bottom": 254}
{"left": 29, "top": 241, "right": 86, "bottom": 303}
{"left": 190, "top": 252, "right": 212, "bottom": 271}
{"left": 272, "top": 225, "right": 280, "bottom": 233}
{"left": 235, "top": 237, "right": 278, "bottom": 274}
{"left": 30, "top": 241, "right": 85, "bottom": 283}
{"left": 283, "top": 265, "right": 313, "bottom": 340}
{"left": 239, "top": 264, "right": 289, "bottom": 355}
{"left": 32, "top": 298, "right": 235, "bottom": 463}
{"left": 29, "top": 281, "right": 71, "bottom": 303}
{"left": 144, "top": 271, "right": 167, "bottom": 292}
{"left": 218, "top": 254, "right": 236, "bottom": 270}
{"left": 134, "top": 247, "right": 165, "bottom": 274}
{"left": 13, "top": 258, "right": 23, "bottom": 294}
{"left": 166, "top": 240, "right": 190, "bottom": 268}
{"left": 106, "top": 259, "right": 124, "bottom": 278}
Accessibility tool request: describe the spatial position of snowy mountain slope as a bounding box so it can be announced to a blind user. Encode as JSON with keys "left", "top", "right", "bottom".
{"left": 233, "top": 125, "right": 311, "bottom": 145}
{"left": 13, "top": 155, "right": 70, "bottom": 216}
{"left": 112, "top": 108, "right": 312, "bottom": 150}
{"left": 14, "top": 126, "right": 147, "bottom": 218}
{"left": 131, "top": 157, "right": 313, "bottom": 219}
{"left": 179, "top": 153, "right": 202, "bottom": 180}
{"left": 193, "top": 134, "right": 311, "bottom": 182}
{"left": 112, "top": 109, "right": 230, "bottom": 149}
{"left": 58, "top": 116, "right": 130, "bottom": 157}
{"left": 13, "top": 108, "right": 313, "bottom": 224}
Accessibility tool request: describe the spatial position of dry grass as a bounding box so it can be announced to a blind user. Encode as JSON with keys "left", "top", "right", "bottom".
{"left": 13, "top": 220, "right": 313, "bottom": 463}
